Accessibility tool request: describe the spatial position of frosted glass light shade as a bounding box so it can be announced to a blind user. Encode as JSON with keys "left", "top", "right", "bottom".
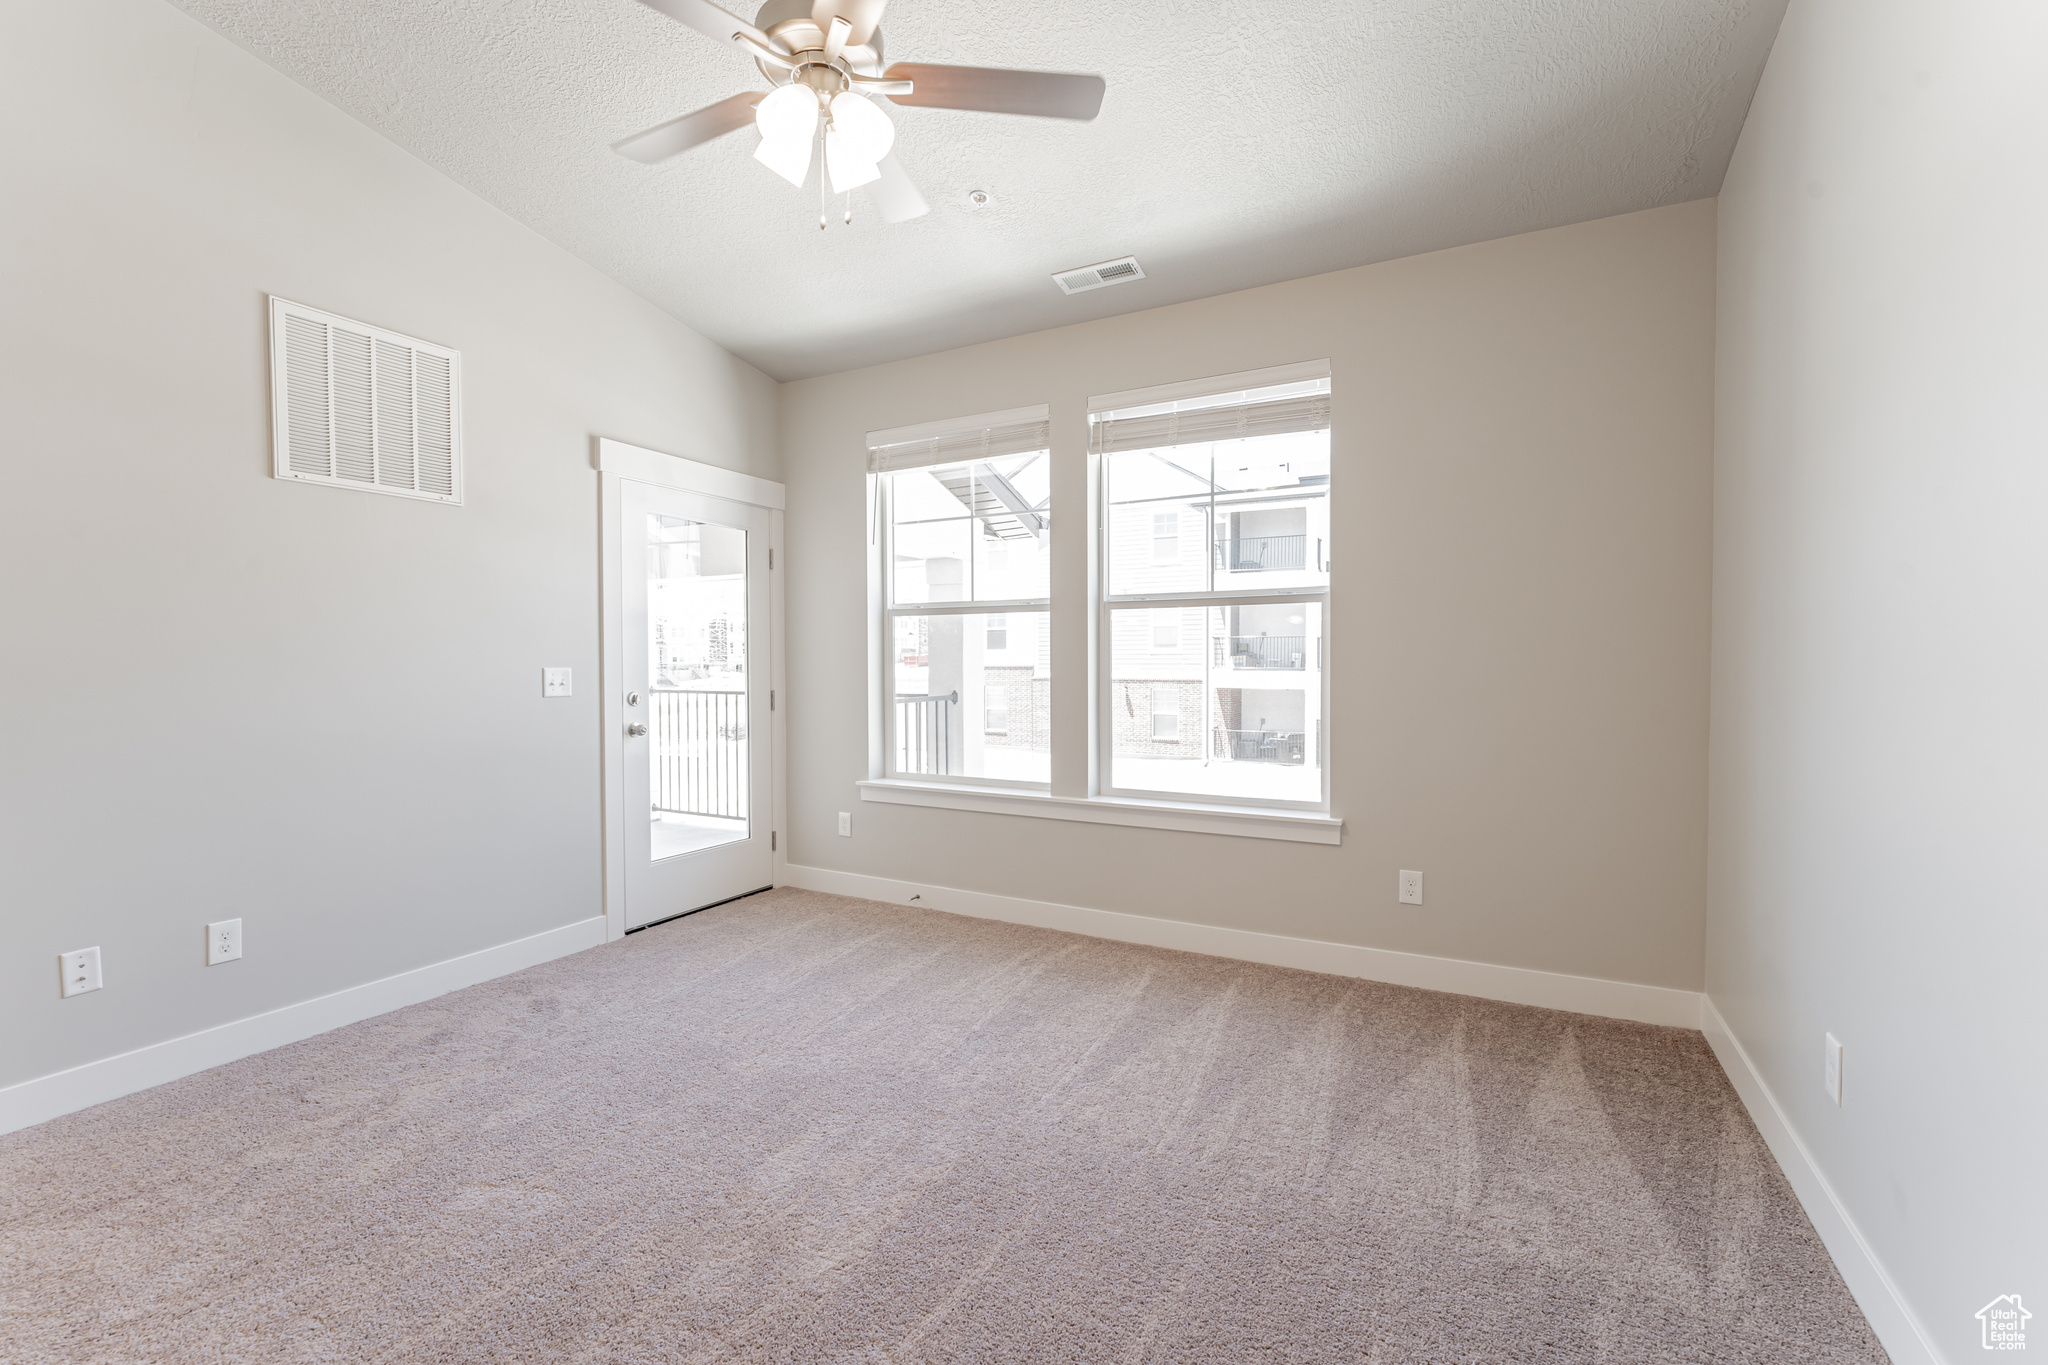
{"left": 828, "top": 91, "right": 895, "bottom": 163}
{"left": 755, "top": 83, "right": 819, "bottom": 143}
{"left": 824, "top": 128, "right": 880, "bottom": 193}
{"left": 754, "top": 130, "right": 814, "bottom": 187}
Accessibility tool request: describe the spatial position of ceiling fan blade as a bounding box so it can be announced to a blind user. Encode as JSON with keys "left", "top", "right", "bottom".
{"left": 612, "top": 91, "right": 765, "bottom": 164}
{"left": 882, "top": 64, "right": 1105, "bottom": 120}
{"left": 868, "top": 151, "right": 929, "bottom": 223}
{"left": 812, "top": 0, "right": 889, "bottom": 49}
{"left": 635, "top": 0, "right": 784, "bottom": 54}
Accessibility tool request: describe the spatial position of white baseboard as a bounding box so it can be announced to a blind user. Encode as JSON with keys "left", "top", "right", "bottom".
{"left": 1700, "top": 997, "right": 1942, "bottom": 1365}
{"left": 779, "top": 864, "right": 1703, "bottom": 1028}
{"left": 0, "top": 916, "right": 606, "bottom": 1137}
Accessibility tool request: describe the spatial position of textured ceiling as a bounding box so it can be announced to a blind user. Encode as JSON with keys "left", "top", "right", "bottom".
{"left": 169, "top": 0, "right": 1787, "bottom": 380}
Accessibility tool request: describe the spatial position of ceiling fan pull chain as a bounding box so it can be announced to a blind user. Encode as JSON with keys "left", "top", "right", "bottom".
{"left": 845, "top": 190, "right": 853, "bottom": 226}
{"left": 817, "top": 120, "right": 828, "bottom": 230}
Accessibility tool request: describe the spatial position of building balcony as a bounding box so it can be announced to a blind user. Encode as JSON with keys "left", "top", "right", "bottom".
{"left": 1215, "top": 635, "right": 1307, "bottom": 669}
{"left": 1213, "top": 534, "right": 1311, "bottom": 572}
{"left": 1218, "top": 729, "right": 1308, "bottom": 765}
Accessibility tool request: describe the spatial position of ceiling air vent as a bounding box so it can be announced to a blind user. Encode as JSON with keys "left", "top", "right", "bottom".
{"left": 1053, "top": 255, "right": 1146, "bottom": 295}
{"left": 269, "top": 297, "right": 463, "bottom": 504}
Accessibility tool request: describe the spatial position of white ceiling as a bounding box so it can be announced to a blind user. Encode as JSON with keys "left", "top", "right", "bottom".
{"left": 171, "top": 0, "right": 1787, "bottom": 380}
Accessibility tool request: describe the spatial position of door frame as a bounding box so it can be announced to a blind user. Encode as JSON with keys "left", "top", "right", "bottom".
{"left": 597, "top": 437, "right": 785, "bottom": 943}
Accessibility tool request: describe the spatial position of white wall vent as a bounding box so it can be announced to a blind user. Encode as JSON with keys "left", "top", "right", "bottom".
{"left": 269, "top": 297, "right": 462, "bottom": 504}
{"left": 1053, "top": 256, "right": 1146, "bottom": 295}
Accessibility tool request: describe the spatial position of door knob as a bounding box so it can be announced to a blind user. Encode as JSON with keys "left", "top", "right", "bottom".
{"left": 626, "top": 723, "right": 648, "bottom": 737}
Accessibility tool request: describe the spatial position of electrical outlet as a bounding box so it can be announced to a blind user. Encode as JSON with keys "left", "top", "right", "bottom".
{"left": 542, "top": 667, "right": 572, "bottom": 697}
{"left": 1824, "top": 1032, "right": 1843, "bottom": 1105}
{"left": 837, "top": 812, "right": 851, "bottom": 837}
{"left": 207, "top": 919, "right": 243, "bottom": 966}
{"left": 59, "top": 946, "right": 102, "bottom": 998}
{"left": 1398, "top": 870, "right": 1424, "bottom": 905}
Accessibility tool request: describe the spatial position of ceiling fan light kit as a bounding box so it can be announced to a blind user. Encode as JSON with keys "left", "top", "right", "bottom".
{"left": 616, "top": 0, "right": 1106, "bottom": 227}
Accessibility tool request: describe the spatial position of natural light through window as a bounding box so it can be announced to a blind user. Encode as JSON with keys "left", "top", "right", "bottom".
{"left": 1095, "top": 373, "right": 1331, "bottom": 808}
{"left": 871, "top": 408, "right": 1052, "bottom": 788}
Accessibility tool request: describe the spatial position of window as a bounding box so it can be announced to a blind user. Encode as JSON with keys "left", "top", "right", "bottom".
{"left": 870, "top": 406, "right": 1051, "bottom": 787}
{"left": 1095, "top": 368, "right": 1330, "bottom": 808}
{"left": 1151, "top": 511, "right": 1179, "bottom": 563}
{"left": 1150, "top": 684, "right": 1180, "bottom": 740}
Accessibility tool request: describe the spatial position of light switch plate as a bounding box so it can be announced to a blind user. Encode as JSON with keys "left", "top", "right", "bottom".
{"left": 542, "top": 667, "right": 572, "bottom": 698}
{"left": 59, "top": 946, "right": 102, "bottom": 998}
{"left": 1398, "top": 870, "right": 1424, "bottom": 905}
{"left": 207, "top": 918, "right": 243, "bottom": 966}
{"left": 1824, "top": 1032, "right": 1843, "bottom": 1105}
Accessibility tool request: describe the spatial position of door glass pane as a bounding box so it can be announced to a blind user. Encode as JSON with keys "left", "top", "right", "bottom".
{"left": 1108, "top": 602, "right": 1322, "bottom": 803}
{"left": 647, "top": 513, "right": 748, "bottom": 859}
{"left": 890, "top": 611, "right": 1049, "bottom": 784}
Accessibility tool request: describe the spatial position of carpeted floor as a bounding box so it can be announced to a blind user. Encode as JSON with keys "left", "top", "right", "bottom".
{"left": 1, "top": 888, "right": 1886, "bottom": 1363}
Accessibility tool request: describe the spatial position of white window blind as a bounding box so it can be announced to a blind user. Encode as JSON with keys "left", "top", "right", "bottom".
{"left": 270, "top": 297, "right": 463, "bottom": 503}
{"left": 867, "top": 404, "right": 1051, "bottom": 473}
{"left": 1090, "top": 379, "right": 1329, "bottom": 455}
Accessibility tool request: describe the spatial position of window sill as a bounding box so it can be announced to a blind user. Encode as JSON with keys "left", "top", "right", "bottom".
{"left": 856, "top": 779, "right": 1342, "bottom": 845}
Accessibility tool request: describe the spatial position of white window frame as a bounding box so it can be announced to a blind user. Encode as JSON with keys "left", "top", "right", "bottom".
{"left": 856, "top": 377, "right": 1343, "bottom": 845}
{"left": 869, "top": 406, "right": 1051, "bottom": 792}
{"left": 1093, "top": 362, "right": 1333, "bottom": 814}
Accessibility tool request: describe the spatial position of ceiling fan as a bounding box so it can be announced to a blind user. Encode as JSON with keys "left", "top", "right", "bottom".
{"left": 613, "top": 0, "right": 1106, "bottom": 225}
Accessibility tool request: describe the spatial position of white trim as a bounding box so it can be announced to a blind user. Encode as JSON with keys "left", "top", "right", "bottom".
{"left": 781, "top": 864, "right": 1697, "bottom": 1025}
{"left": 858, "top": 778, "right": 1343, "bottom": 844}
{"left": 771, "top": 507, "right": 787, "bottom": 887}
{"left": 1700, "top": 998, "right": 1944, "bottom": 1365}
{"left": 866, "top": 403, "right": 1051, "bottom": 450}
{"left": 0, "top": 918, "right": 605, "bottom": 1138}
{"left": 1087, "top": 360, "right": 1331, "bottom": 415}
{"left": 599, "top": 471, "right": 628, "bottom": 942}
{"left": 595, "top": 437, "right": 785, "bottom": 510}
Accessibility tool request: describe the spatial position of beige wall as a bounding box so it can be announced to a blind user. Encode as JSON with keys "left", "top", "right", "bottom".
{"left": 1710, "top": 0, "right": 2048, "bottom": 1353}
{"left": 0, "top": 0, "right": 776, "bottom": 1091}
{"left": 781, "top": 200, "right": 1715, "bottom": 991}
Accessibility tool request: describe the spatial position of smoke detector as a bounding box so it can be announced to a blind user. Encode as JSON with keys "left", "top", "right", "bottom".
{"left": 1053, "top": 256, "right": 1145, "bottom": 295}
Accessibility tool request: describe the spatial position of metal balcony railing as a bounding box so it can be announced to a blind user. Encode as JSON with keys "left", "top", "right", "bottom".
{"left": 650, "top": 689, "right": 746, "bottom": 819}
{"left": 1216, "top": 635, "right": 1306, "bottom": 669}
{"left": 1218, "top": 729, "right": 1308, "bottom": 765}
{"left": 1214, "top": 534, "right": 1309, "bottom": 572}
{"left": 895, "top": 691, "right": 957, "bottom": 775}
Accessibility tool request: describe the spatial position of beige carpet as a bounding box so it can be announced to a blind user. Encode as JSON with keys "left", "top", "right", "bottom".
{"left": 1, "top": 888, "right": 1885, "bottom": 1363}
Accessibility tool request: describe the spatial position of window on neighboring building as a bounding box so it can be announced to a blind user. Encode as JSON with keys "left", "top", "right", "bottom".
{"left": 1095, "top": 369, "right": 1330, "bottom": 808}
{"left": 869, "top": 407, "right": 1051, "bottom": 788}
{"left": 1151, "top": 511, "right": 1179, "bottom": 563}
{"left": 1150, "top": 684, "right": 1179, "bottom": 740}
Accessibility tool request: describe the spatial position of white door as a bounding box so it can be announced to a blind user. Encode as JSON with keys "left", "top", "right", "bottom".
{"left": 620, "top": 480, "right": 773, "bottom": 927}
